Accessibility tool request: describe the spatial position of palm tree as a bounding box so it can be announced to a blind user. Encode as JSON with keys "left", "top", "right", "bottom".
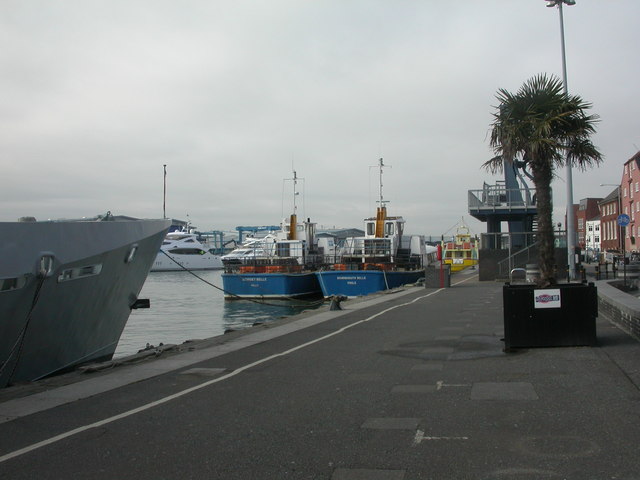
{"left": 485, "top": 74, "right": 602, "bottom": 286}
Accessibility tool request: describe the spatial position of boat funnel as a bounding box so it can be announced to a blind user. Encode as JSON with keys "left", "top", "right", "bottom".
{"left": 288, "top": 214, "right": 297, "bottom": 240}
{"left": 375, "top": 207, "right": 386, "bottom": 238}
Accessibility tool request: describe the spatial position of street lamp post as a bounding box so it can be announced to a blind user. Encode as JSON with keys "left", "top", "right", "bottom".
{"left": 546, "top": 0, "right": 576, "bottom": 280}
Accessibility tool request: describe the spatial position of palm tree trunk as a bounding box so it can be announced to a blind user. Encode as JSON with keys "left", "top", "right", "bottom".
{"left": 531, "top": 164, "right": 556, "bottom": 285}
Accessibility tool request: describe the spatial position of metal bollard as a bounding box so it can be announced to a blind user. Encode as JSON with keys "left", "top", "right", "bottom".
{"left": 329, "top": 295, "right": 347, "bottom": 311}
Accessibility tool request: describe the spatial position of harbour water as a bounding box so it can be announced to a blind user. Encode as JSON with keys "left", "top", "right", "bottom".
{"left": 114, "top": 270, "right": 325, "bottom": 358}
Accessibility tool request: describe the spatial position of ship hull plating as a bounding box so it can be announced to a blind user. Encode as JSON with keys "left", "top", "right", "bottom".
{"left": 0, "top": 219, "right": 170, "bottom": 387}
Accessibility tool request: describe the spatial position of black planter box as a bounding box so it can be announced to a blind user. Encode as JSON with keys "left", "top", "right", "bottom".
{"left": 503, "top": 282, "right": 597, "bottom": 350}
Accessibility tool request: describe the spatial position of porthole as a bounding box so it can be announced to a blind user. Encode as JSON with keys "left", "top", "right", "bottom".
{"left": 58, "top": 264, "right": 103, "bottom": 283}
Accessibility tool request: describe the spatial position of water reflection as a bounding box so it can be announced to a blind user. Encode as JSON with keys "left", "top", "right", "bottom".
{"left": 222, "top": 298, "right": 323, "bottom": 332}
{"left": 115, "top": 270, "right": 324, "bottom": 358}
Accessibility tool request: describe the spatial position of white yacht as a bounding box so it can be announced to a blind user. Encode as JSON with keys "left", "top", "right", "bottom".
{"left": 220, "top": 234, "right": 278, "bottom": 266}
{"left": 152, "top": 231, "right": 224, "bottom": 271}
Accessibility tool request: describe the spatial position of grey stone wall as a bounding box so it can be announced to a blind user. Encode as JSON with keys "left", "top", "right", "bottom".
{"left": 597, "top": 280, "right": 640, "bottom": 340}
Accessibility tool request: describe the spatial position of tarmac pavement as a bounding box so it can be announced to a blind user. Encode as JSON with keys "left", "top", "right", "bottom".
{"left": 1, "top": 270, "right": 640, "bottom": 479}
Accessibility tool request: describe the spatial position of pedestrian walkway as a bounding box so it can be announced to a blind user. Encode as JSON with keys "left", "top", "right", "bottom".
{"left": 1, "top": 272, "right": 639, "bottom": 479}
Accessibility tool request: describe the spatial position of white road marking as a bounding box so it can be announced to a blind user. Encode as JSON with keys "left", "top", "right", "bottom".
{"left": 435, "top": 380, "right": 472, "bottom": 390}
{"left": 0, "top": 275, "right": 480, "bottom": 464}
{"left": 413, "top": 429, "right": 469, "bottom": 445}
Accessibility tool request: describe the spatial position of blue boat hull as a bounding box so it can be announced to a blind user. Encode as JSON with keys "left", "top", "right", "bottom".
{"left": 316, "top": 270, "right": 424, "bottom": 298}
{"left": 222, "top": 272, "right": 321, "bottom": 299}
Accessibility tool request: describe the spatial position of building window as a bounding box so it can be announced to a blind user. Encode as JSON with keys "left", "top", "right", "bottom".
{"left": 624, "top": 188, "right": 628, "bottom": 197}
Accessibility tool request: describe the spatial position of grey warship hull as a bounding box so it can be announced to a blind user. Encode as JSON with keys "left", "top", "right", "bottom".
{"left": 0, "top": 217, "right": 171, "bottom": 387}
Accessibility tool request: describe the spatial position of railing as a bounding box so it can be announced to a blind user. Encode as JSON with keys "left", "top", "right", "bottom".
{"left": 468, "top": 187, "right": 537, "bottom": 212}
{"left": 497, "top": 242, "right": 539, "bottom": 279}
{"left": 480, "top": 231, "right": 567, "bottom": 279}
{"left": 480, "top": 232, "right": 539, "bottom": 251}
{"left": 343, "top": 237, "right": 392, "bottom": 258}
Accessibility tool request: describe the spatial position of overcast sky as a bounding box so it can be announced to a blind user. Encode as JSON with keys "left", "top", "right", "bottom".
{"left": 2, "top": 1, "right": 638, "bottom": 237}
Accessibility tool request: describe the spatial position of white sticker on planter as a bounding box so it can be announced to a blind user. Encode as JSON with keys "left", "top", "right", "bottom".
{"left": 533, "top": 289, "right": 561, "bottom": 309}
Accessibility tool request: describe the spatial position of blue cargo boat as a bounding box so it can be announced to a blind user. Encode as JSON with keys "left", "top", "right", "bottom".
{"left": 221, "top": 171, "right": 332, "bottom": 299}
{"left": 316, "top": 158, "right": 436, "bottom": 298}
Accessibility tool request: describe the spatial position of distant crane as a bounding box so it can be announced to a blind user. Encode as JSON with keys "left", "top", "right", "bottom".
{"left": 235, "top": 225, "right": 280, "bottom": 243}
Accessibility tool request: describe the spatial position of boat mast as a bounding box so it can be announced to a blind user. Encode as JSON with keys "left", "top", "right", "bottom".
{"left": 288, "top": 170, "right": 299, "bottom": 240}
{"left": 373, "top": 158, "right": 390, "bottom": 238}
{"left": 163, "top": 164, "right": 167, "bottom": 219}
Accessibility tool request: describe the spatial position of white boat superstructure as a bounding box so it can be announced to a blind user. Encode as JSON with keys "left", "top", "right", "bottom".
{"left": 0, "top": 214, "right": 170, "bottom": 387}
{"left": 338, "top": 159, "right": 430, "bottom": 268}
{"left": 221, "top": 219, "right": 319, "bottom": 267}
{"left": 220, "top": 234, "right": 277, "bottom": 265}
{"left": 152, "top": 231, "right": 224, "bottom": 271}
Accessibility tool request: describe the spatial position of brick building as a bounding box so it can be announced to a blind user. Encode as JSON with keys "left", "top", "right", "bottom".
{"left": 599, "top": 187, "right": 621, "bottom": 255}
{"left": 576, "top": 198, "right": 602, "bottom": 250}
{"left": 621, "top": 151, "right": 640, "bottom": 253}
{"left": 585, "top": 218, "right": 601, "bottom": 262}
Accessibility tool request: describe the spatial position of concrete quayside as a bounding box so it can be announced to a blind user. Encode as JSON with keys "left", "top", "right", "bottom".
{"left": 1, "top": 268, "right": 640, "bottom": 479}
